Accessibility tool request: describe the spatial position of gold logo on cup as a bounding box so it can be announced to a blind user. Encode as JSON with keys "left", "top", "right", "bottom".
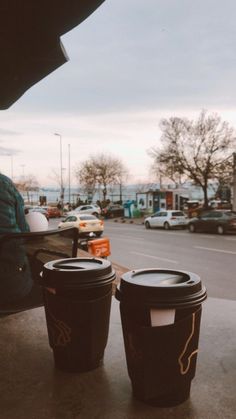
{"left": 178, "top": 312, "right": 198, "bottom": 375}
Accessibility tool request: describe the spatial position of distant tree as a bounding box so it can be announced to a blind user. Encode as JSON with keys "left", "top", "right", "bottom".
{"left": 15, "top": 174, "right": 40, "bottom": 203}
{"left": 75, "top": 160, "right": 97, "bottom": 201}
{"left": 75, "top": 153, "right": 128, "bottom": 202}
{"left": 149, "top": 110, "right": 235, "bottom": 208}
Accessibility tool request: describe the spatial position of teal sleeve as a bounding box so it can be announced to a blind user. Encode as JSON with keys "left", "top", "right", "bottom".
{"left": 15, "top": 191, "right": 30, "bottom": 232}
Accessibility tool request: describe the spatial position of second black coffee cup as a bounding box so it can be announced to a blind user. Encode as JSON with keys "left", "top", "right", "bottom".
{"left": 115, "top": 269, "right": 207, "bottom": 407}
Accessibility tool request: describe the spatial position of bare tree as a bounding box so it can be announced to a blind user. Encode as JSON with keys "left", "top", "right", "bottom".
{"left": 75, "top": 153, "right": 128, "bottom": 202}
{"left": 149, "top": 110, "right": 235, "bottom": 208}
{"left": 15, "top": 174, "right": 40, "bottom": 203}
{"left": 74, "top": 160, "right": 97, "bottom": 201}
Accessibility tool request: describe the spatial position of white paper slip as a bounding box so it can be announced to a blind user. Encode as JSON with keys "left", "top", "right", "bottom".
{"left": 150, "top": 308, "right": 176, "bottom": 326}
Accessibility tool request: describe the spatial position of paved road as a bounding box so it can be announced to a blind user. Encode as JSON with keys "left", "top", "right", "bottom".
{"left": 49, "top": 218, "right": 236, "bottom": 301}
{"left": 103, "top": 220, "right": 236, "bottom": 301}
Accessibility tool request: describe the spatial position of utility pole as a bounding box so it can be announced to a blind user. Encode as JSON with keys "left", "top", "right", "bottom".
{"left": 8, "top": 154, "right": 13, "bottom": 179}
{"left": 233, "top": 152, "right": 236, "bottom": 211}
{"left": 119, "top": 182, "right": 122, "bottom": 203}
{"left": 68, "top": 143, "right": 71, "bottom": 205}
{"left": 20, "top": 164, "right": 25, "bottom": 178}
{"left": 54, "top": 133, "right": 64, "bottom": 210}
{"left": 10, "top": 155, "right": 13, "bottom": 179}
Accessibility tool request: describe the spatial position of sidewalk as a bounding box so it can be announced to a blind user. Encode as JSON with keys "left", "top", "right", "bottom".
{"left": 0, "top": 296, "right": 235, "bottom": 419}
{"left": 111, "top": 216, "right": 145, "bottom": 225}
{"left": 0, "top": 245, "right": 235, "bottom": 419}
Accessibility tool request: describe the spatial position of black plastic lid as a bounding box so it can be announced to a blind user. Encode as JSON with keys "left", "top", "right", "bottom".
{"left": 116, "top": 269, "right": 207, "bottom": 309}
{"left": 42, "top": 257, "right": 116, "bottom": 289}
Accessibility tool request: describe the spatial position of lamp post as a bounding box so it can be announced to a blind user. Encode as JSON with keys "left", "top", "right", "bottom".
{"left": 233, "top": 152, "right": 236, "bottom": 211}
{"left": 10, "top": 154, "right": 13, "bottom": 180}
{"left": 7, "top": 153, "right": 14, "bottom": 179}
{"left": 20, "top": 164, "right": 25, "bottom": 178}
{"left": 68, "top": 143, "right": 71, "bottom": 206}
{"left": 54, "top": 133, "right": 64, "bottom": 210}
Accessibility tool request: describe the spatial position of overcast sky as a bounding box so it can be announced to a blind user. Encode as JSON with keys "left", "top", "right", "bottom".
{"left": 1, "top": 0, "right": 236, "bottom": 186}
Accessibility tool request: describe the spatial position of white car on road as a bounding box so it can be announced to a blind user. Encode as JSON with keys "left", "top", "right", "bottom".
{"left": 144, "top": 210, "right": 188, "bottom": 230}
{"left": 58, "top": 214, "right": 104, "bottom": 237}
{"left": 67, "top": 204, "right": 101, "bottom": 218}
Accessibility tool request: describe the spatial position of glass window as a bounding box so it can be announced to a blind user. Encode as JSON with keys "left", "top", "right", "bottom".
{"left": 80, "top": 215, "right": 95, "bottom": 220}
{"left": 225, "top": 211, "right": 236, "bottom": 217}
{"left": 66, "top": 216, "right": 77, "bottom": 222}
{"left": 201, "top": 212, "right": 212, "bottom": 218}
{"left": 213, "top": 212, "right": 223, "bottom": 218}
{"left": 203, "top": 212, "right": 222, "bottom": 219}
{"left": 172, "top": 211, "right": 184, "bottom": 216}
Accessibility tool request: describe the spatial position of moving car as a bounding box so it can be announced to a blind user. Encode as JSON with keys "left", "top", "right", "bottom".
{"left": 101, "top": 204, "right": 124, "bottom": 218}
{"left": 144, "top": 210, "right": 188, "bottom": 230}
{"left": 58, "top": 214, "right": 104, "bottom": 237}
{"left": 67, "top": 204, "right": 101, "bottom": 217}
{"left": 188, "top": 210, "right": 236, "bottom": 235}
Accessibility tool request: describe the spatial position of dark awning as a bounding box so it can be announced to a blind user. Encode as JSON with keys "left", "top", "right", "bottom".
{"left": 0, "top": 0, "right": 105, "bottom": 109}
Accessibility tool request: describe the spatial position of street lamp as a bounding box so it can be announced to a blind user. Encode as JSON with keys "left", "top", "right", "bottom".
{"left": 10, "top": 154, "right": 13, "bottom": 179}
{"left": 54, "top": 132, "right": 64, "bottom": 209}
{"left": 233, "top": 152, "right": 236, "bottom": 211}
{"left": 68, "top": 143, "right": 71, "bottom": 205}
{"left": 7, "top": 153, "right": 14, "bottom": 179}
{"left": 20, "top": 164, "right": 25, "bottom": 178}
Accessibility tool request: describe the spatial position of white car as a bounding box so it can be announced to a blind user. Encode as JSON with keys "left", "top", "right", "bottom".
{"left": 144, "top": 210, "right": 188, "bottom": 230}
{"left": 67, "top": 204, "right": 101, "bottom": 217}
{"left": 58, "top": 214, "right": 104, "bottom": 237}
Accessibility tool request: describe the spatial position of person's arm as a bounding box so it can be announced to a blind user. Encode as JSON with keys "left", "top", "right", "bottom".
{"left": 15, "top": 191, "right": 30, "bottom": 232}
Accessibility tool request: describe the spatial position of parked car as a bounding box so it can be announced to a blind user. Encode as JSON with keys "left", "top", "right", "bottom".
{"left": 101, "top": 204, "right": 124, "bottom": 218}
{"left": 188, "top": 210, "right": 236, "bottom": 234}
{"left": 24, "top": 204, "right": 34, "bottom": 213}
{"left": 67, "top": 204, "right": 101, "bottom": 217}
{"left": 58, "top": 214, "right": 104, "bottom": 237}
{"left": 47, "top": 206, "right": 61, "bottom": 218}
{"left": 144, "top": 210, "right": 188, "bottom": 230}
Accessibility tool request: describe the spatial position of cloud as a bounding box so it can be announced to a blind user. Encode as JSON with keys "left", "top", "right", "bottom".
{"left": 11, "top": 0, "right": 236, "bottom": 114}
{"left": 1, "top": 1, "right": 236, "bottom": 184}
{"left": 0, "top": 128, "right": 21, "bottom": 136}
{"left": 0, "top": 146, "right": 21, "bottom": 156}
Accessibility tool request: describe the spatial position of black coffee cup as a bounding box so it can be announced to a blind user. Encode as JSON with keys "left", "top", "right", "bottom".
{"left": 41, "top": 257, "right": 116, "bottom": 373}
{"left": 115, "top": 269, "right": 207, "bottom": 407}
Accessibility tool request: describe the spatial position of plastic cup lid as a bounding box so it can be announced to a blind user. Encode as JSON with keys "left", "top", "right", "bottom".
{"left": 117, "top": 269, "right": 207, "bottom": 308}
{"left": 42, "top": 257, "right": 116, "bottom": 288}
